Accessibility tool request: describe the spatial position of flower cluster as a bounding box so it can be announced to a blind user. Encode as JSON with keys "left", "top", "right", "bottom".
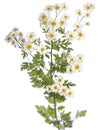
{"left": 67, "top": 54, "right": 83, "bottom": 74}
{"left": 5, "top": 27, "right": 47, "bottom": 55}
{"left": 5, "top": 2, "right": 95, "bottom": 130}
{"left": 39, "top": 3, "right": 94, "bottom": 41}
{"left": 46, "top": 76, "right": 74, "bottom": 98}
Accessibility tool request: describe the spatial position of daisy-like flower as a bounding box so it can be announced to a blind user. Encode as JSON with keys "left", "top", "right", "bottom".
{"left": 61, "top": 3, "right": 68, "bottom": 10}
{"left": 47, "top": 31, "right": 57, "bottom": 40}
{"left": 39, "top": 13, "right": 48, "bottom": 21}
{"left": 46, "top": 85, "right": 52, "bottom": 93}
{"left": 62, "top": 14, "right": 70, "bottom": 20}
{"left": 85, "top": 21, "right": 90, "bottom": 26}
{"left": 58, "top": 18, "right": 66, "bottom": 27}
{"left": 10, "top": 31, "right": 16, "bottom": 38}
{"left": 53, "top": 4, "right": 61, "bottom": 11}
{"left": 76, "top": 31, "right": 85, "bottom": 40}
{"left": 52, "top": 84, "right": 59, "bottom": 93}
{"left": 83, "top": 3, "right": 95, "bottom": 12}
{"left": 49, "top": 20, "right": 58, "bottom": 29}
{"left": 72, "top": 63, "right": 82, "bottom": 72}
{"left": 10, "top": 40, "right": 16, "bottom": 46}
{"left": 59, "top": 86, "right": 67, "bottom": 96}
{"left": 74, "top": 23, "right": 82, "bottom": 31}
{"left": 66, "top": 66, "right": 74, "bottom": 74}
{"left": 55, "top": 76, "right": 64, "bottom": 85}
{"left": 17, "top": 31, "right": 23, "bottom": 38}
{"left": 26, "top": 32, "right": 36, "bottom": 42}
{"left": 44, "top": 5, "right": 52, "bottom": 12}
{"left": 12, "top": 27, "right": 19, "bottom": 32}
{"left": 68, "top": 55, "right": 76, "bottom": 64}
{"left": 76, "top": 54, "right": 84, "bottom": 63}
{"left": 85, "top": 12, "right": 91, "bottom": 18}
{"left": 5, "top": 35, "right": 11, "bottom": 42}
{"left": 75, "top": 9, "right": 82, "bottom": 16}
{"left": 67, "top": 32, "right": 75, "bottom": 40}
{"left": 38, "top": 45, "right": 46, "bottom": 55}
{"left": 67, "top": 89, "right": 74, "bottom": 97}
{"left": 20, "top": 38, "right": 26, "bottom": 45}
{"left": 41, "top": 20, "right": 48, "bottom": 26}
{"left": 24, "top": 43, "right": 34, "bottom": 53}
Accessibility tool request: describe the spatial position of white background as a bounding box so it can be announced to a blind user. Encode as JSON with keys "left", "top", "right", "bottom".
{"left": 0, "top": 0, "right": 103, "bottom": 130}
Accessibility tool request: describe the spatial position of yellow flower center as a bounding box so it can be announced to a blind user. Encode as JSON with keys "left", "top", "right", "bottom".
{"left": 53, "top": 86, "right": 58, "bottom": 90}
{"left": 40, "top": 47, "right": 45, "bottom": 52}
{"left": 54, "top": 5, "right": 60, "bottom": 11}
{"left": 74, "top": 64, "right": 80, "bottom": 70}
{"left": 42, "top": 20, "right": 48, "bottom": 26}
{"left": 69, "top": 34, "right": 74, "bottom": 39}
{"left": 59, "top": 20, "right": 65, "bottom": 26}
{"left": 26, "top": 44, "right": 32, "bottom": 50}
{"left": 78, "top": 32, "right": 83, "bottom": 38}
{"left": 68, "top": 91, "right": 72, "bottom": 96}
{"left": 58, "top": 78, "right": 62, "bottom": 82}
{"left": 49, "top": 33, "right": 55, "bottom": 39}
{"left": 41, "top": 15, "right": 47, "bottom": 19}
{"left": 61, "top": 88, "right": 66, "bottom": 93}
{"left": 29, "top": 34, "right": 34, "bottom": 39}
{"left": 50, "top": 21, "right": 57, "bottom": 27}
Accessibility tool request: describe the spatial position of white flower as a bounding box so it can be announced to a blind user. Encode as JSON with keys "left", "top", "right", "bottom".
{"left": 76, "top": 54, "right": 84, "bottom": 63}
{"left": 66, "top": 66, "right": 74, "bottom": 74}
{"left": 44, "top": 5, "right": 52, "bottom": 12}
{"left": 38, "top": 45, "right": 46, "bottom": 54}
{"left": 58, "top": 18, "right": 66, "bottom": 28}
{"left": 62, "top": 14, "right": 70, "bottom": 20}
{"left": 83, "top": 3, "right": 95, "bottom": 12}
{"left": 85, "top": 21, "right": 90, "bottom": 26}
{"left": 67, "top": 32, "right": 75, "bottom": 40}
{"left": 46, "top": 85, "right": 52, "bottom": 93}
{"left": 49, "top": 19, "right": 58, "bottom": 29}
{"left": 74, "top": 23, "right": 82, "bottom": 31}
{"left": 75, "top": 9, "right": 82, "bottom": 16}
{"left": 39, "top": 13, "right": 49, "bottom": 21}
{"left": 12, "top": 27, "right": 19, "bottom": 32}
{"left": 10, "top": 31, "right": 16, "bottom": 38}
{"left": 52, "top": 84, "right": 59, "bottom": 93}
{"left": 61, "top": 3, "right": 68, "bottom": 10}
{"left": 47, "top": 31, "right": 57, "bottom": 40}
{"left": 76, "top": 31, "right": 85, "bottom": 40}
{"left": 17, "top": 31, "right": 23, "bottom": 38}
{"left": 84, "top": 12, "right": 91, "bottom": 18}
{"left": 67, "top": 89, "right": 74, "bottom": 97}
{"left": 5, "top": 35, "right": 11, "bottom": 42}
{"left": 59, "top": 86, "right": 67, "bottom": 96}
{"left": 53, "top": 4, "right": 61, "bottom": 12}
{"left": 55, "top": 76, "right": 64, "bottom": 85}
{"left": 41, "top": 20, "right": 48, "bottom": 26}
{"left": 24, "top": 43, "right": 35, "bottom": 53}
{"left": 20, "top": 38, "right": 26, "bottom": 45}
{"left": 72, "top": 63, "right": 82, "bottom": 72}
{"left": 10, "top": 40, "right": 16, "bottom": 46}
{"left": 68, "top": 55, "right": 76, "bottom": 64}
{"left": 26, "top": 32, "right": 36, "bottom": 42}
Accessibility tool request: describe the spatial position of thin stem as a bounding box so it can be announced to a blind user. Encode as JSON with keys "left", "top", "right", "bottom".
{"left": 54, "top": 98, "right": 60, "bottom": 130}
{"left": 50, "top": 41, "right": 53, "bottom": 81}
{"left": 79, "top": 15, "right": 85, "bottom": 23}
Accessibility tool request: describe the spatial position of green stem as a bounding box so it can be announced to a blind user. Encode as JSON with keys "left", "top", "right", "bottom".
{"left": 54, "top": 98, "right": 60, "bottom": 130}
{"left": 50, "top": 42, "right": 53, "bottom": 80}
{"left": 50, "top": 41, "right": 60, "bottom": 130}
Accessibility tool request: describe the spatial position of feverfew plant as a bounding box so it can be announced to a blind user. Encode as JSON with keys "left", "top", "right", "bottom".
{"left": 5, "top": 3, "right": 95, "bottom": 130}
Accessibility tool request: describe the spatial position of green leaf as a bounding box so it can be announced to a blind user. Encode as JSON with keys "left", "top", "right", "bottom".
{"left": 76, "top": 110, "right": 87, "bottom": 119}
{"left": 21, "top": 62, "right": 29, "bottom": 71}
{"left": 58, "top": 106, "right": 65, "bottom": 111}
